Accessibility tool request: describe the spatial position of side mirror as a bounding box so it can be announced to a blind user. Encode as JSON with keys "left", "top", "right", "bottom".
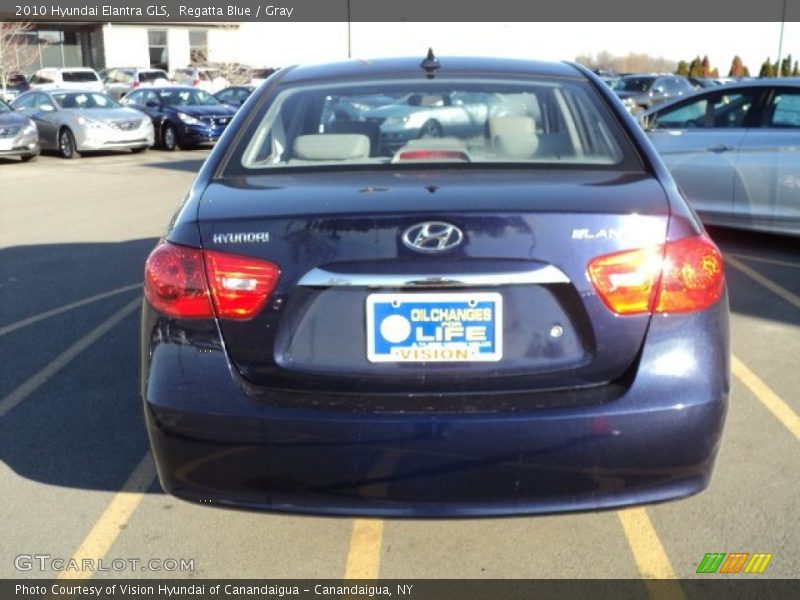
{"left": 145, "top": 100, "right": 160, "bottom": 108}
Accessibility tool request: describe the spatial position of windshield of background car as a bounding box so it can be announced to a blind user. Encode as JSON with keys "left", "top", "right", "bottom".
{"left": 230, "top": 78, "right": 641, "bottom": 172}
{"left": 139, "top": 70, "right": 169, "bottom": 83}
{"left": 158, "top": 88, "right": 220, "bottom": 106}
{"left": 62, "top": 71, "right": 100, "bottom": 83}
{"left": 619, "top": 77, "right": 655, "bottom": 92}
{"left": 52, "top": 92, "right": 121, "bottom": 109}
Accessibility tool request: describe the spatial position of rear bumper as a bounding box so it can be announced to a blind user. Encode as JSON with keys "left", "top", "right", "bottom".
{"left": 142, "top": 298, "right": 730, "bottom": 517}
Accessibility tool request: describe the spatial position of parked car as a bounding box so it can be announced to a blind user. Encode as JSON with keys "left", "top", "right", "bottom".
{"left": 28, "top": 68, "right": 104, "bottom": 93}
{"left": 247, "top": 67, "right": 279, "bottom": 87}
{"left": 141, "top": 55, "right": 729, "bottom": 516}
{"left": 0, "top": 98, "right": 39, "bottom": 161}
{"left": 0, "top": 72, "right": 31, "bottom": 102}
{"left": 640, "top": 80, "right": 800, "bottom": 236}
{"left": 356, "top": 90, "right": 527, "bottom": 153}
{"left": 170, "top": 67, "right": 229, "bottom": 94}
{"left": 11, "top": 90, "right": 154, "bottom": 158}
{"left": 102, "top": 67, "right": 170, "bottom": 100}
{"left": 121, "top": 86, "right": 236, "bottom": 150}
{"left": 615, "top": 74, "right": 695, "bottom": 113}
{"left": 214, "top": 85, "right": 255, "bottom": 108}
{"left": 688, "top": 77, "right": 721, "bottom": 90}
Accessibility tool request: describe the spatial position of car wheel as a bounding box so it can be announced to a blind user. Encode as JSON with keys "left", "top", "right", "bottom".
{"left": 162, "top": 124, "right": 178, "bottom": 151}
{"left": 419, "top": 119, "right": 443, "bottom": 139}
{"left": 20, "top": 154, "right": 38, "bottom": 162}
{"left": 131, "top": 146, "right": 148, "bottom": 154}
{"left": 58, "top": 129, "right": 78, "bottom": 159}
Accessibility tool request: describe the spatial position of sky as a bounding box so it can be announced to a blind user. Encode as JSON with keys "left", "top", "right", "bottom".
{"left": 240, "top": 22, "right": 800, "bottom": 75}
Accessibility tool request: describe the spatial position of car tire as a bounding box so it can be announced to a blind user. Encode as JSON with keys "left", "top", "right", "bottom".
{"left": 419, "top": 119, "right": 443, "bottom": 139}
{"left": 20, "top": 153, "right": 38, "bottom": 162}
{"left": 162, "top": 124, "right": 178, "bottom": 151}
{"left": 58, "top": 129, "right": 78, "bottom": 159}
{"left": 131, "top": 146, "right": 148, "bottom": 154}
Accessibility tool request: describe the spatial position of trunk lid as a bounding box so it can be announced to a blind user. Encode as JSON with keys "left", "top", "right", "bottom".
{"left": 195, "top": 169, "right": 670, "bottom": 394}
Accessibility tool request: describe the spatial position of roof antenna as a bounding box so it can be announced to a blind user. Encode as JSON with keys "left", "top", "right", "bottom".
{"left": 420, "top": 48, "right": 440, "bottom": 79}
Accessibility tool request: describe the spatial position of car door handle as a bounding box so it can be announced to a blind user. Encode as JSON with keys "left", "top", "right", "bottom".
{"left": 708, "top": 144, "right": 734, "bottom": 153}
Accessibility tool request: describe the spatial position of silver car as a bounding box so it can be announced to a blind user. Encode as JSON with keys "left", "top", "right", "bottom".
{"left": 11, "top": 90, "right": 155, "bottom": 159}
{"left": 0, "top": 99, "right": 39, "bottom": 162}
{"left": 641, "top": 80, "right": 800, "bottom": 236}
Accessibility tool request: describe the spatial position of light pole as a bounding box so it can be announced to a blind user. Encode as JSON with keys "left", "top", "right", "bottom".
{"left": 776, "top": 0, "right": 787, "bottom": 76}
{"left": 347, "top": 0, "right": 352, "bottom": 59}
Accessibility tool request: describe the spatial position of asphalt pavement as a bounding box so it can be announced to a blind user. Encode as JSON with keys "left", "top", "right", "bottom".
{"left": 1, "top": 150, "right": 798, "bottom": 582}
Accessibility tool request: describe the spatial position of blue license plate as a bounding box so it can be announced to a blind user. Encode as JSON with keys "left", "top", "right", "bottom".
{"left": 366, "top": 292, "right": 502, "bottom": 362}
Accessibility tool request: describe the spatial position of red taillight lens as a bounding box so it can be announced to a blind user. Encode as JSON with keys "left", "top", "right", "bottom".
{"left": 132, "top": 81, "right": 140, "bottom": 89}
{"left": 655, "top": 235, "right": 725, "bottom": 313}
{"left": 192, "top": 79, "right": 200, "bottom": 87}
{"left": 144, "top": 243, "right": 213, "bottom": 318}
{"left": 588, "top": 235, "right": 724, "bottom": 315}
{"left": 204, "top": 250, "right": 281, "bottom": 320}
{"left": 144, "top": 243, "right": 280, "bottom": 320}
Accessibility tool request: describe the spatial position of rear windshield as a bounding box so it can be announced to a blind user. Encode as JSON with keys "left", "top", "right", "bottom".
{"left": 228, "top": 78, "right": 641, "bottom": 173}
{"left": 62, "top": 71, "right": 100, "bottom": 83}
{"left": 53, "top": 92, "right": 120, "bottom": 109}
{"left": 139, "top": 70, "right": 168, "bottom": 83}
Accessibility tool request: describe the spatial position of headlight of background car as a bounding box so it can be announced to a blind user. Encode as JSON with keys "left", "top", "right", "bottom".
{"left": 177, "top": 112, "right": 200, "bottom": 125}
{"left": 77, "top": 116, "right": 105, "bottom": 129}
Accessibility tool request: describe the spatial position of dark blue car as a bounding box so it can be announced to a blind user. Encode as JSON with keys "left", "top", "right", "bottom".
{"left": 122, "top": 86, "right": 236, "bottom": 150}
{"left": 141, "top": 55, "right": 730, "bottom": 517}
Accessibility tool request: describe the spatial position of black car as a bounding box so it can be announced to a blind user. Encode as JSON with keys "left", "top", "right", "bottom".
{"left": 214, "top": 85, "right": 255, "bottom": 109}
{"left": 615, "top": 74, "right": 695, "bottom": 113}
{"left": 142, "top": 55, "right": 729, "bottom": 517}
{"left": 0, "top": 72, "right": 31, "bottom": 102}
{"left": 121, "top": 86, "right": 236, "bottom": 150}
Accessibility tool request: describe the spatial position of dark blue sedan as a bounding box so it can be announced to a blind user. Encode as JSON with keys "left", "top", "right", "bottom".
{"left": 122, "top": 86, "right": 236, "bottom": 150}
{"left": 141, "top": 55, "right": 730, "bottom": 517}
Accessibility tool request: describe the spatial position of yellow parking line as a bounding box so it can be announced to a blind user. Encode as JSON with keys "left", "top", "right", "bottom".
{"left": 344, "top": 519, "right": 384, "bottom": 579}
{"left": 732, "top": 355, "right": 800, "bottom": 441}
{"left": 726, "top": 256, "right": 800, "bottom": 309}
{"left": 0, "top": 284, "right": 140, "bottom": 337}
{"left": 0, "top": 298, "right": 141, "bottom": 419}
{"left": 618, "top": 508, "right": 684, "bottom": 599}
{"left": 58, "top": 452, "right": 157, "bottom": 580}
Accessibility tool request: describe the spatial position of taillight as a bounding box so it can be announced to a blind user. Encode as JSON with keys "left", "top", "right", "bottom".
{"left": 192, "top": 79, "right": 200, "bottom": 87}
{"left": 588, "top": 235, "right": 724, "bottom": 315}
{"left": 144, "top": 244, "right": 213, "bottom": 318}
{"left": 132, "top": 81, "right": 140, "bottom": 89}
{"left": 204, "top": 250, "right": 280, "bottom": 319}
{"left": 144, "top": 243, "right": 280, "bottom": 320}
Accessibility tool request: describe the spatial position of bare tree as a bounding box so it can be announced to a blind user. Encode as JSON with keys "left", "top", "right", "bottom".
{"left": 0, "top": 21, "right": 41, "bottom": 99}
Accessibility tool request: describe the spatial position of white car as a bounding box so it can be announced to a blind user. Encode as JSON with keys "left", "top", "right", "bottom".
{"left": 170, "top": 67, "right": 229, "bottom": 94}
{"left": 29, "top": 68, "right": 104, "bottom": 93}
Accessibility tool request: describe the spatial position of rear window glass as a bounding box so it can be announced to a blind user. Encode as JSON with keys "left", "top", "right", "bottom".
{"left": 62, "top": 71, "right": 100, "bottom": 83}
{"left": 227, "top": 78, "right": 640, "bottom": 173}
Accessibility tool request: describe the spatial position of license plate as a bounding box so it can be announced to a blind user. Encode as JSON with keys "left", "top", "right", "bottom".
{"left": 366, "top": 292, "right": 502, "bottom": 363}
